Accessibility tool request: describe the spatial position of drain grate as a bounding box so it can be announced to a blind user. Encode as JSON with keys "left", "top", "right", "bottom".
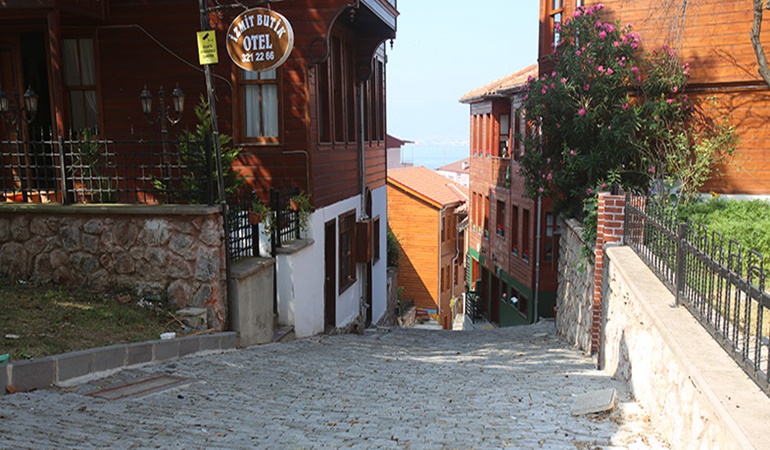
{"left": 86, "top": 375, "right": 191, "bottom": 401}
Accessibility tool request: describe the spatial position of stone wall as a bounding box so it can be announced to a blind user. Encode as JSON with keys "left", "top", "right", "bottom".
{"left": 0, "top": 204, "right": 227, "bottom": 330}
{"left": 378, "top": 268, "right": 399, "bottom": 327}
{"left": 601, "top": 246, "right": 770, "bottom": 450}
{"left": 556, "top": 218, "right": 594, "bottom": 354}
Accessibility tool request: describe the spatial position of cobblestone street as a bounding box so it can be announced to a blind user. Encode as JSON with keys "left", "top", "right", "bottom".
{"left": 2, "top": 321, "right": 668, "bottom": 449}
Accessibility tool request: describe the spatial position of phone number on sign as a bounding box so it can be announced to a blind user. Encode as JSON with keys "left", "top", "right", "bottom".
{"left": 242, "top": 51, "right": 275, "bottom": 63}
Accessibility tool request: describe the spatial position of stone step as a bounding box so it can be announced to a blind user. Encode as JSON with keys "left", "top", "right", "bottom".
{"left": 273, "top": 326, "right": 295, "bottom": 343}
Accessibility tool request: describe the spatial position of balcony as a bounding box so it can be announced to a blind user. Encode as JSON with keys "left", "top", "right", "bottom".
{"left": 491, "top": 156, "right": 511, "bottom": 188}
{"left": 360, "top": 0, "right": 398, "bottom": 30}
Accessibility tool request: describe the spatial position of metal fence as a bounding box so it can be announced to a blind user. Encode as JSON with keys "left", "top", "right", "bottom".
{"left": 625, "top": 194, "right": 770, "bottom": 396}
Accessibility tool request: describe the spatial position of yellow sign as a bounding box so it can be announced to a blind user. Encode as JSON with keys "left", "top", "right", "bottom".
{"left": 197, "top": 30, "right": 218, "bottom": 65}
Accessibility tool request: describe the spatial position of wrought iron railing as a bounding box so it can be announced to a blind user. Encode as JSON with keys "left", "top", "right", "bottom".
{"left": 269, "top": 187, "right": 301, "bottom": 251}
{"left": 227, "top": 188, "right": 259, "bottom": 262}
{"left": 465, "top": 290, "right": 482, "bottom": 324}
{"left": 625, "top": 194, "right": 770, "bottom": 396}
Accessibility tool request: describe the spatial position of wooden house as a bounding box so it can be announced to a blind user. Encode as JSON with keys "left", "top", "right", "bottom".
{"left": 540, "top": 0, "right": 770, "bottom": 195}
{"left": 387, "top": 166, "right": 467, "bottom": 330}
{"left": 460, "top": 63, "right": 559, "bottom": 327}
{"left": 0, "top": 0, "right": 398, "bottom": 337}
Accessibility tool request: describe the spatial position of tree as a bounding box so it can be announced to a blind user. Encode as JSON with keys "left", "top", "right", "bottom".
{"left": 519, "top": 4, "right": 736, "bottom": 217}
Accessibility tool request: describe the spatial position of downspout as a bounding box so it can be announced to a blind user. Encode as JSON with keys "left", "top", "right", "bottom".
{"left": 533, "top": 195, "right": 542, "bottom": 323}
{"left": 438, "top": 205, "right": 447, "bottom": 324}
{"left": 358, "top": 79, "right": 369, "bottom": 332}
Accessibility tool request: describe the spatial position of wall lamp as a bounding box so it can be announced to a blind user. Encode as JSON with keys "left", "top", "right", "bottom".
{"left": 0, "top": 85, "right": 39, "bottom": 124}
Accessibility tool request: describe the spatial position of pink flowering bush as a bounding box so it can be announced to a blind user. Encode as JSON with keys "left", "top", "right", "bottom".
{"left": 518, "top": 4, "right": 729, "bottom": 216}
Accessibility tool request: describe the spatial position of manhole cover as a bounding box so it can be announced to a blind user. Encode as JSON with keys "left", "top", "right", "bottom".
{"left": 86, "top": 375, "right": 191, "bottom": 401}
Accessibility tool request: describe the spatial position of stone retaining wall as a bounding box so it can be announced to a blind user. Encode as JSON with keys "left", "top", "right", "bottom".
{"left": 556, "top": 219, "right": 594, "bottom": 354}
{"left": 601, "top": 246, "right": 770, "bottom": 450}
{"left": 0, "top": 204, "right": 227, "bottom": 330}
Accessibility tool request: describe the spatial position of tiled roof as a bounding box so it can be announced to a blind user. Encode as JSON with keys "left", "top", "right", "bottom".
{"left": 388, "top": 166, "right": 468, "bottom": 208}
{"left": 459, "top": 63, "right": 538, "bottom": 103}
{"left": 436, "top": 158, "right": 470, "bottom": 174}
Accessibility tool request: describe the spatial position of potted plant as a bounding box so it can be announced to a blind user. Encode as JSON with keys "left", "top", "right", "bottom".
{"left": 288, "top": 190, "right": 312, "bottom": 233}
{"left": 249, "top": 198, "right": 271, "bottom": 225}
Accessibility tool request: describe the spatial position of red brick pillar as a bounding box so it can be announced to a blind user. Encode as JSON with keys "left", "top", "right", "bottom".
{"left": 591, "top": 193, "right": 626, "bottom": 356}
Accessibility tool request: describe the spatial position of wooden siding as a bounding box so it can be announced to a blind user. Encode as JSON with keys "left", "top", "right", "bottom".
{"left": 539, "top": 0, "right": 770, "bottom": 194}
{"left": 0, "top": 0, "right": 393, "bottom": 206}
{"left": 387, "top": 183, "right": 440, "bottom": 311}
{"left": 467, "top": 94, "right": 559, "bottom": 298}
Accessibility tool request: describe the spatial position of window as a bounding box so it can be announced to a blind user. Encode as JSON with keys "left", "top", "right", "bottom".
{"left": 511, "top": 205, "right": 519, "bottom": 254}
{"left": 550, "top": 0, "right": 565, "bottom": 49}
{"left": 518, "top": 293, "right": 529, "bottom": 317}
{"left": 339, "top": 210, "right": 356, "bottom": 293}
{"left": 441, "top": 214, "right": 447, "bottom": 242}
{"left": 484, "top": 195, "right": 490, "bottom": 238}
{"left": 496, "top": 200, "right": 505, "bottom": 237}
{"left": 317, "top": 33, "right": 358, "bottom": 145}
{"left": 513, "top": 109, "right": 523, "bottom": 160}
{"left": 522, "top": 208, "right": 530, "bottom": 262}
{"left": 241, "top": 69, "right": 279, "bottom": 142}
{"left": 499, "top": 114, "right": 510, "bottom": 157}
{"left": 544, "top": 212, "right": 561, "bottom": 263}
{"left": 63, "top": 38, "right": 98, "bottom": 131}
{"left": 364, "top": 58, "right": 385, "bottom": 142}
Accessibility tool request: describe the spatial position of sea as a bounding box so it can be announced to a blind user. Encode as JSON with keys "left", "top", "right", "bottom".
{"left": 399, "top": 144, "right": 470, "bottom": 170}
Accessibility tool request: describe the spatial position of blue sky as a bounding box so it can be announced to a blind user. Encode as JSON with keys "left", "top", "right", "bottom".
{"left": 386, "top": 1, "right": 540, "bottom": 146}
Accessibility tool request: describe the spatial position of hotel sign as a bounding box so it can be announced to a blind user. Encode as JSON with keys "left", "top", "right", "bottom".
{"left": 226, "top": 8, "right": 294, "bottom": 72}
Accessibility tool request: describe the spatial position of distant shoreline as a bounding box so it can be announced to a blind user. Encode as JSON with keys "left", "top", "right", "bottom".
{"left": 399, "top": 144, "right": 469, "bottom": 170}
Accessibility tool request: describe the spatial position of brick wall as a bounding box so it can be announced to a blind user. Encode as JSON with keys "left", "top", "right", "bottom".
{"left": 591, "top": 193, "right": 625, "bottom": 354}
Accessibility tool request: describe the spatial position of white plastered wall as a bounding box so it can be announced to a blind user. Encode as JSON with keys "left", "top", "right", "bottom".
{"left": 276, "top": 187, "right": 389, "bottom": 337}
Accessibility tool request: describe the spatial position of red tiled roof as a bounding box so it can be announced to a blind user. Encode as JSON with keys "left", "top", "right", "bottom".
{"left": 388, "top": 166, "right": 468, "bottom": 208}
{"left": 459, "top": 63, "right": 538, "bottom": 103}
{"left": 436, "top": 158, "right": 470, "bottom": 174}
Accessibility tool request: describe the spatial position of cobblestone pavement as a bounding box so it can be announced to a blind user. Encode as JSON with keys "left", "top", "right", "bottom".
{"left": 1, "top": 320, "right": 669, "bottom": 449}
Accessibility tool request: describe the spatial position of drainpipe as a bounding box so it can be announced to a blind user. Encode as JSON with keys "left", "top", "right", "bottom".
{"left": 533, "top": 195, "right": 542, "bottom": 324}
{"left": 358, "top": 79, "right": 369, "bottom": 332}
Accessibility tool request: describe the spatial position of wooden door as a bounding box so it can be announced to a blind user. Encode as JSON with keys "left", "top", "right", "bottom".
{"left": 324, "top": 219, "right": 336, "bottom": 329}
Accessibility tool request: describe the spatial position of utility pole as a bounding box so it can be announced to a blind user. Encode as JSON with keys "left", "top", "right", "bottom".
{"left": 199, "top": 0, "right": 233, "bottom": 330}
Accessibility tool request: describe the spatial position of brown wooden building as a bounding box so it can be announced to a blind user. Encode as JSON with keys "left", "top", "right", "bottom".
{"left": 0, "top": 0, "right": 398, "bottom": 337}
{"left": 460, "top": 63, "right": 559, "bottom": 327}
{"left": 387, "top": 166, "right": 467, "bottom": 330}
{"left": 540, "top": 0, "right": 770, "bottom": 195}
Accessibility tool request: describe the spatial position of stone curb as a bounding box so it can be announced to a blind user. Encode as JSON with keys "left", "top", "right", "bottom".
{"left": 1, "top": 332, "right": 237, "bottom": 394}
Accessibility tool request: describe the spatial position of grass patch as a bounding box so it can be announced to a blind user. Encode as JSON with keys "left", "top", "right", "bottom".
{"left": 0, "top": 278, "right": 178, "bottom": 362}
{"left": 679, "top": 197, "right": 770, "bottom": 259}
